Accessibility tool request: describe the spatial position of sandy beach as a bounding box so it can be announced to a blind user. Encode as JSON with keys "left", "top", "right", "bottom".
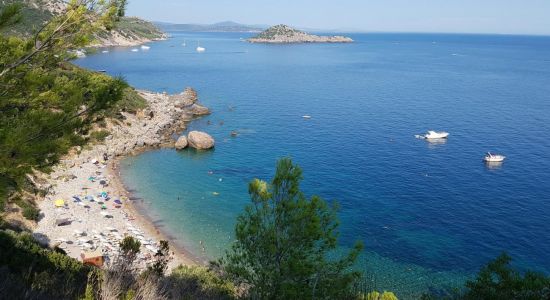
{"left": 33, "top": 88, "right": 210, "bottom": 270}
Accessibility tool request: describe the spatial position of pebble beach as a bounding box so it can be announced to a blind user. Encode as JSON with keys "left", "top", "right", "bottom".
{"left": 33, "top": 88, "right": 210, "bottom": 269}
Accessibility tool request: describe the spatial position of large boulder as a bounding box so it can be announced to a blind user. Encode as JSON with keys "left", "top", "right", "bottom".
{"left": 187, "top": 131, "right": 215, "bottom": 150}
{"left": 189, "top": 104, "right": 210, "bottom": 116}
{"left": 175, "top": 135, "right": 188, "bottom": 150}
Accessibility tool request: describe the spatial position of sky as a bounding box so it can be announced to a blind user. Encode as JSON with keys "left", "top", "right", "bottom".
{"left": 127, "top": 0, "right": 550, "bottom": 35}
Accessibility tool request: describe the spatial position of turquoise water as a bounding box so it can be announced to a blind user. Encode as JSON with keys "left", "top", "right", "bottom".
{"left": 77, "top": 32, "right": 550, "bottom": 298}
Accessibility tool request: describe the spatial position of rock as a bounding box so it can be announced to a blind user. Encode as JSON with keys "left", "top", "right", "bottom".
{"left": 189, "top": 104, "right": 210, "bottom": 116}
{"left": 187, "top": 131, "right": 215, "bottom": 150}
{"left": 175, "top": 135, "right": 188, "bottom": 150}
{"left": 248, "top": 24, "right": 353, "bottom": 44}
{"left": 182, "top": 87, "right": 198, "bottom": 103}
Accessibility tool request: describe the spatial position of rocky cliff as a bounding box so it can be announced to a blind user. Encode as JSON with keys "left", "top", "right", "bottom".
{"left": 0, "top": 0, "right": 166, "bottom": 47}
{"left": 248, "top": 24, "right": 353, "bottom": 44}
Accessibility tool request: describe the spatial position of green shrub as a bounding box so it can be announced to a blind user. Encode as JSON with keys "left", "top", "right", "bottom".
{"left": 13, "top": 197, "right": 40, "bottom": 221}
{"left": 108, "top": 87, "right": 148, "bottom": 116}
{"left": 0, "top": 230, "right": 91, "bottom": 299}
{"left": 22, "top": 204, "right": 40, "bottom": 221}
{"left": 90, "top": 130, "right": 110, "bottom": 143}
{"left": 167, "top": 265, "right": 237, "bottom": 299}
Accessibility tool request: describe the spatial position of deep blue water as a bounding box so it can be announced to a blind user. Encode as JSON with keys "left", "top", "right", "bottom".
{"left": 77, "top": 32, "right": 550, "bottom": 297}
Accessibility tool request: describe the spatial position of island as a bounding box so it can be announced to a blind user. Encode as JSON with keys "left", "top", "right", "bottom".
{"left": 247, "top": 24, "right": 353, "bottom": 44}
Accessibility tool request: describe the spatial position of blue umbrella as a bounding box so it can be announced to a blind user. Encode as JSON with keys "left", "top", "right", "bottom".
{"left": 114, "top": 199, "right": 122, "bottom": 205}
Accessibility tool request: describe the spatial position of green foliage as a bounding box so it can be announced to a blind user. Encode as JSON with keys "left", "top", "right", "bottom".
{"left": 20, "top": 201, "right": 40, "bottom": 220}
{"left": 112, "top": 16, "right": 165, "bottom": 40}
{"left": 116, "top": 0, "right": 128, "bottom": 18}
{"left": 0, "top": 229, "right": 91, "bottom": 299}
{"left": 109, "top": 87, "right": 148, "bottom": 116}
{"left": 254, "top": 24, "right": 302, "bottom": 39}
{"left": 0, "top": 0, "right": 129, "bottom": 201}
{"left": 461, "top": 253, "right": 550, "bottom": 300}
{"left": 148, "top": 240, "right": 170, "bottom": 277}
{"left": 0, "top": 3, "right": 22, "bottom": 30}
{"left": 359, "top": 291, "right": 399, "bottom": 300}
{"left": 90, "top": 130, "right": 111, "bottom": 143}
{"left": 220, "top": 158, "right": 364, "bottom": 299}
{"left": 167, "top": 265, "right": 237, "bottom": 299}
{"left": 119, "top": 235, "right": 141, "bottom": 263}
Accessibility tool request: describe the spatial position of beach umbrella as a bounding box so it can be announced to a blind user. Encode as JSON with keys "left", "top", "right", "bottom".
{"left": 101, "top": 191, "right": 108, "bottom": 198}
{"left": 101, "top": 205, "right": 107, "bottom": 210}
{"left": 54, "top": 199, "right": 65, "bottom": 207}
{"left": 85, "top": 195, "right": 94, "bottom": 201}
{"left": 114, "top": 199, "right": 122, "bottom": 205}
{"left": 100, "top": 180, "right": 107, "bottom": 185}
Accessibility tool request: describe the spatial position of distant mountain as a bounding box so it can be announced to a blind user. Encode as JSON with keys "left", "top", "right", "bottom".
{"left": 155, "top": 21, "right": 265, "bottom": 32}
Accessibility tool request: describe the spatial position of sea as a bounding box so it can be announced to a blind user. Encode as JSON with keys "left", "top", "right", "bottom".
{"left": 76, "top": 32, "right": 550, "bottom": 298}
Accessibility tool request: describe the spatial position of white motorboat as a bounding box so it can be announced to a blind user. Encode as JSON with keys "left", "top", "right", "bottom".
{"left": 196, "top": 41, "right": 206, "bottom": 53}
{"left": 131, "top": 48, "right": 139, "bottom": 52}
{"left": 141, "top": 45, "right": 150, "bottom": 50}
{"left": 302, "top": 115, "right": 312, "bottom": 119}
{"left": 484, "top": 152, "right": 506, "bottom": 163}
{"left": 75, "top": 50, "right": 86, "bottom": 58}
{"left": 423, "top": 130, "right": 449, "bottom": 139}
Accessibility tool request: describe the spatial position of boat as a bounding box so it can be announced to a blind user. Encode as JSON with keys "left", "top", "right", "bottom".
{"left": 302, "top": 115, "right": 312, "bottom": 119}
{"left": 75, "top": 50, "right": 86, "bottom": 58}
{"left": 423, "top": 130, "right": 449, "bottom": 139}
{"left": 182, "top": 39, "right": 186, "bottom": 47}
{"left": 101, "top": 50, "right": 109, "bottom": 54}
{"left": 141, "top": 45, "right": 150, "bottom": 50}
{"left": 196, "top": 42, "right": 206, "bottom": 53}
{"left": 484, "top": 152, "right": 506, "bottom": 163}
{"left": 131, "top": 48, "right": 139, "bottom": 52}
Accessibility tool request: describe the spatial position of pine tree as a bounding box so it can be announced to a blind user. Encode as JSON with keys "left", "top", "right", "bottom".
{"left": 220, "top": 158, "right": 363, "bottom": 299}
{"left": 0, "top": 1, "right": 126, "bottom": 202}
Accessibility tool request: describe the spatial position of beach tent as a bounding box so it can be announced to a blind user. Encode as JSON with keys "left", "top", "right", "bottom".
{"left": 82, "top": 249, "right": 104, "bottom": 267}
{"left": 54, "top": 199, "right": 65, "bottom": 207}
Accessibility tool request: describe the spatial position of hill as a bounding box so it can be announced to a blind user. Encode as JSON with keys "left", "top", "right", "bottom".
{"left": 0, "top": 0, "right": 165, "bottom": 47}
{"left": 248, "top": 24, "right": 353, "bottom": 43}
{"left": 156, "top": 20, "right": 264, "bottom": 32}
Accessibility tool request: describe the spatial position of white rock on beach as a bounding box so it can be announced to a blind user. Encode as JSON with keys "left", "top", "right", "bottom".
{"left": 187, "top": 131, "right": 215, "bottom": 150}
{"left": 175, "top": 135, "right": 188, "bottom": 150}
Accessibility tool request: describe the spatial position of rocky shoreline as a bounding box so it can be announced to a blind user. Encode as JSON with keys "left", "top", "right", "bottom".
{"left": 33, "top": 88, "right": 212, "bottom": 269}
{"left": 248, "top": 24, "right": 353, "bottom": 44}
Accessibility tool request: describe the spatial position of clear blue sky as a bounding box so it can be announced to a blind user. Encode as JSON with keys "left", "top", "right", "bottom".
{"left": 127, "top": 0, "right": 550, "bottom": 35}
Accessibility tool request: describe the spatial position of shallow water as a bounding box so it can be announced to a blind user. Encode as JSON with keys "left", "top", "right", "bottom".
{"left": 78, "top": 32, "right": 550, "bottom": 298}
